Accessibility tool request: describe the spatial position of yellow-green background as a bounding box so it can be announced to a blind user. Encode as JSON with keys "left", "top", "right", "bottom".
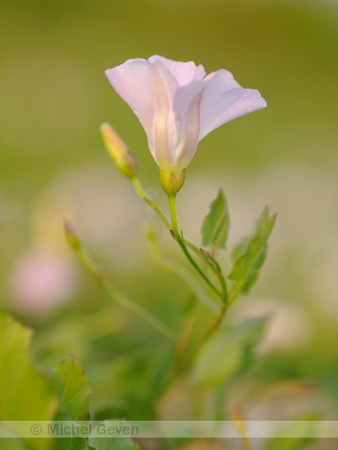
{"left": 1, "top": 0, "right": 337, "bottom": 425}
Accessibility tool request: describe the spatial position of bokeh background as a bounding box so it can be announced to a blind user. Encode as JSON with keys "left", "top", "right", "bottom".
{"left": 1, "top": 0, "right": 337, "bottom": 439}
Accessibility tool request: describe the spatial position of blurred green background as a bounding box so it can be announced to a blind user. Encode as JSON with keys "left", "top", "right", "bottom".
{"left": 0, "top": 0, "right": 337, "bottom": 431}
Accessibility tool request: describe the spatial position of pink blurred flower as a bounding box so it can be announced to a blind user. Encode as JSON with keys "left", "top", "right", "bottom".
{"left": 9, "top": 249, "right": 76, "bottom": 317}
{"left": 105, "top": 56, "right": 266, "bottom": 178}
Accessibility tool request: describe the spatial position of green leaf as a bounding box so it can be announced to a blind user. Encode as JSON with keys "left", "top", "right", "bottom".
{"left": 88, "top": 420, "right": 139, "bottom": 449}
{"left": 228, "top": 208, "right": 276, "bottom": 294}
{"left": 0, "top": 312, "right": 58, "bottom": 449}
{"left": 190, "top": 317, "right": 267, "bottom": 389}
{"left": 50, "top": 355, "right": 92, "bottom": 422}
{"left": 201, "top": 188, "right": 229, "bottom": 249}
{"left": 50, "top": 355, "right": 92, "bottom": 449}
{"left": 230, "top": 236, "right": 250, "bottom": 263}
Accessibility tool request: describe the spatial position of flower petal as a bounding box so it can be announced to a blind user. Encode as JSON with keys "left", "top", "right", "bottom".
{"left": 105, "top": 59, "right": 156, "bottom": 157}
{"left": 171, "top": 81, "right": 206, "bottom": 166}
{"left": 173, "top": 88, "right": 205, "bottom": 168}
{"left": 148, "top": 57, "right": 205, "bottom": 167}
{"left": 105, "top": 57, "right": 267, "bottom": 175}
{"left": 198, "top": 69, "right": 267, "bottom": 141}
{"left": 149, "top": 55, "right": 206, "bottom": 87}
{"left": 151, "top": 64, "right": 173, "bottom": 168}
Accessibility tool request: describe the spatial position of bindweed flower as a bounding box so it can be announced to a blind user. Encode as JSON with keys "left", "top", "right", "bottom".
{"left": 9, "top": 248, "right": 76, "bottom": 318}
{"left": 105, "top": 55, "right": 266, "bottom": 195}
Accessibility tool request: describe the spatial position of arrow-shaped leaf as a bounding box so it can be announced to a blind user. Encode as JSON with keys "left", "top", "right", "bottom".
{"left": 228, "top": 208, "right": 276, "bottom": 294}
{"left": 0, "top": 312, "right": 58, "bottom": 450}
{"left": 201, "top": 188, "right": 229, "bottom": 249}
{"left": 50, "top": 355, "right": 92, "bottom": 449}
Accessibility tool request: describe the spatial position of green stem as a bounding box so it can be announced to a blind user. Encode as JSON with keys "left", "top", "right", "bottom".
{"left": 156, "top": 296, "right": 230, "bottom": 406}
{"left": 240, "top": 436, "right": 255, "bottom": 450}
{"left": 233, "top": 419, "right": 255, "bottom": 450}
{"left": 133, "top": 177, "right": 229, "bottom": 298}
{"left": 219, "top": 274, "right": 228, "bottom": 301}
{"left": 169, "top": 284, "right": 241, "bottom": 386}
{"left": 156, "top": 278, "right": 243, "bottom": 403}
{"left": 133, "top": 177, "right": 209, "bottom": 258}
{"left": 132, "top": 177, "right": 171, "bottom": 228}
{"left": 227, "top": 283, "right": 244, "bottom": 307}
{"left": 73, "top": 243, "right": 177, "bottom": 344}
{"left": 168, "top": 194, "right": 223, "bottom": 301}
{"left": 202, "top": 304, "right": 227, "bottom": 342}
{"left": 146, "top": 226, "right": 219, "bottom": 312}
{"left": 156, "top": 305, "right": 228, "bottom": 409}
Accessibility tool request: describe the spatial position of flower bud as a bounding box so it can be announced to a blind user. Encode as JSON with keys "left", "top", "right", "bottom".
{"left": 160, "top": 169, "right": 185, "bottom": 197}
{"left": 100, "top": 123, "right": 138, "bottom": 179}
{"left": 64, "top": 220, "right": 81, "bottom": 250}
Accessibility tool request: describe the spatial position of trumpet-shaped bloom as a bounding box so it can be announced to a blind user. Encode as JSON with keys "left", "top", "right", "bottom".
{"left": 105, "top": 55, "right": 266, "bottom": 175}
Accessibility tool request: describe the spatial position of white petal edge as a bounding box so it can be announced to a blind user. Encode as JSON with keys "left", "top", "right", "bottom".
{"left": 198, "top": 69, "right": 267, "bottom": 141}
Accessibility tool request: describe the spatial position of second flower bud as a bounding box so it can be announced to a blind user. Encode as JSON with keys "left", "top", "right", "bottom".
{"left": 100, "top": 123, "right": 139, "bottom": 179}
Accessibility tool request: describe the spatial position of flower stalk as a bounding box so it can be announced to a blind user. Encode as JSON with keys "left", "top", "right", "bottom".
{"left": 64, "top": 221, "right": 177, "bottom": 343}
{"left": 168, "top": 194, "right": 224, "bottom": 301}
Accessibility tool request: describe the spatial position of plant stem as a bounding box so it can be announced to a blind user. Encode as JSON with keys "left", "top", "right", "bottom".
{"left": 133, "top": 177, "right": 230, "bottom": 299}
{"left": 198, "top": 303, "right": 227, "bottom": 344}
{"left": 156, "top": 278, "right": 246, "bottom": 405}
{"left": 145, "top": 226, "right": 219, "bottom": 312}
{"left": 168, "top": 194, "right": 223, "bottom": 301}
{"left": 132, "top": 177, "right": 171, "bottom": 228}
{"left": 240, "top": 436, "right": 255, "bottom": 450}
{"left": 156, "top": 298, "right": 231, "bottom": 407}
{"left": 133, "top": 177, "right": 209, "bottom": 257}
{"left": 73, "top": 242, "right": 177, "bottom": 344}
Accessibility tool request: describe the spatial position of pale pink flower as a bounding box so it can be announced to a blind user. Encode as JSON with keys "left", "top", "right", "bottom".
{"left": 105, "top": 56, "right": 266, "bottom": 178}
{"left": 9, "top": 249, "right": 76, "bottom": 317}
